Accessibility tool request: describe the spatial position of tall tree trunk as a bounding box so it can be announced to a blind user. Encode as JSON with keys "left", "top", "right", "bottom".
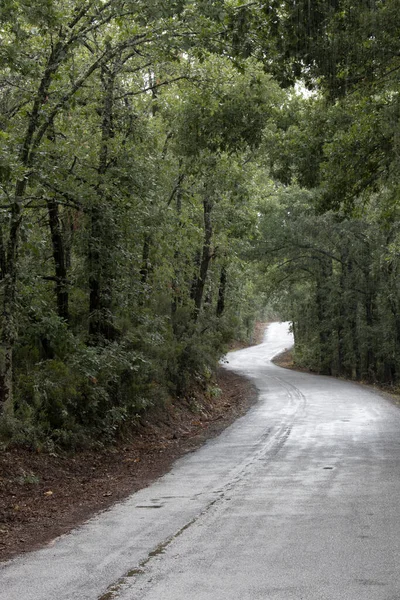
{"left": 315, "top": 256, "right": 332, "bottom": 375}
{"left": 171, "top": 173, "right": 183, "bottom": 323}
{"left": 364, "top": 281, "right": 377, "bottom": 381}
{"left": 193, "top": 197, "right": 213, "bottom": 320}
{"left": 190, "top": 250, "right": 201, "bottom": 301}
{"left": 0, "top": 226, "right": 6, "bottom": 281}
{"left": 88, "top": 66, "right": 116, "bottom": 341}
{"left": 47, "top": 199, "right": 69, "bottom": 322}
{"left": 216, "top": 265, "right": 227, "bottom": 317}
{"left": 0, "top": 198, "right": 21, "bottom": 415}
{"left": 337, "top": 249, "right": 348, "bottom": 376}
{"left": 387, "top": 264, "right": 400, "bottom": 383}
{"left": 346, "top": 258, "right": 361, "bottom": 379}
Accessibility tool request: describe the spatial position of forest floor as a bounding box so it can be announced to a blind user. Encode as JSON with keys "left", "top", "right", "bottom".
{"left": 0, "top": 324, "right": 268, "bottom": 563}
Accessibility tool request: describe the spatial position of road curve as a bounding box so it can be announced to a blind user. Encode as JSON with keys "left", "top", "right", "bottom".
{"left": 1, "top": 322, "right": 400, "bottom": 600}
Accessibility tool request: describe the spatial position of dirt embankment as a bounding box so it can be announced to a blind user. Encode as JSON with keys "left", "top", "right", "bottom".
{"left": 272, "top": 348, "right": 310, "bottom": 372}
{"left": 0, "top": 332, "right": 265, "bottom": 562}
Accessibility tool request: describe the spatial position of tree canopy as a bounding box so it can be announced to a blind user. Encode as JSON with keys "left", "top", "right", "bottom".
{"left": 0, "top": 0, "right": 399, "bottom": 449}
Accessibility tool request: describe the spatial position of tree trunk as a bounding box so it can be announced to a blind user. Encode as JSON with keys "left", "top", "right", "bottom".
{"left": 0, "top": 226, "right": 6, "bottom": 280}
{"left": 89, "top": 67, "right": 116, "bottom": 341}
{"left": 364, "top": 286, "right": 377, "bottom": 381}
{"left": 192, "top": 197, "right": 213, "bottom": 320}
{"left": 337, "top": 249, "right": 347, "bottom": 376}
{"left": 315, "top": 256, "right": 332, "bottom": 375}
{"left": 0, "top": 196, "right": 21, "bottom": 415}
{"left": 190, "top": 250, "right": 201, "bottom": 301}
{"left": 216, "top": 265, "right": 227, "bottom": 317}
{"left": 47, "top": 199, "right": 69, "bottom": 322}
{"left": 171, "top": 174, "right": 183, "bottom": 322}
{"left": 346, "top": 258, "right": 361, "bottom": 379}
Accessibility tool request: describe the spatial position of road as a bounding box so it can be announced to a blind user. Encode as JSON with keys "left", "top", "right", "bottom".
{"left": 1, "top": 322, "right": 400, "bottom": 599}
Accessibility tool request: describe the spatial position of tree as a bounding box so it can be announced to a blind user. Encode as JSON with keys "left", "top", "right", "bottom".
{"left": 0, "top": 7, "right": 278, "bottom": 447}
{"left": 0, "top": 0, "right": 229, "bottom": 415}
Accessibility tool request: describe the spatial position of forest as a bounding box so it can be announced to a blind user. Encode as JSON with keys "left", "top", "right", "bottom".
{"left": 0, "top": 0, "right": 399, "bottom": 451}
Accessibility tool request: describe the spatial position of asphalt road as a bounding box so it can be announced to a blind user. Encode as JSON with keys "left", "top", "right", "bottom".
{"left": 1, "top": 322, "right": 400, "bottom": 600}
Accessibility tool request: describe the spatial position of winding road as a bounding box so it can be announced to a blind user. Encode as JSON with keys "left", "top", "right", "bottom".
{"left": 1, "top": 322, "right": 400, "bottom": 599}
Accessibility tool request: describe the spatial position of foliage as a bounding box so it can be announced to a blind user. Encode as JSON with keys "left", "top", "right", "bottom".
{"left": 251, "top": 1, "right": 400, "bottom": 388}
{"left": 1, "top": 0, "right": 399, "bottom": 450}
{"left": 258, "top": 185, "right": 400, "bottom": 384}
{"left": 0, "top": 4, "right": 274, "bottom": 449}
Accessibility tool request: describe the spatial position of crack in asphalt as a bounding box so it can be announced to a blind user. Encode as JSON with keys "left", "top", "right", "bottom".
{"left": 97, "top": 375, "right": 306, "bottom": 599}
{"left": 97, "top": 496, "right": 221, "bottom": 600}
{"left": 6, "top": 323, "right": 400, "bottom": 600}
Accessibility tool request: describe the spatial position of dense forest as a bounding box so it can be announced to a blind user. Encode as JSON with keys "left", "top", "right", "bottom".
{"left": 0, "top": 0, "right": 399, "bottom": 450}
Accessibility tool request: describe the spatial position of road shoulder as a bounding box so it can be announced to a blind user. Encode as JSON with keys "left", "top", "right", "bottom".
{"left": 273, "top": 347, "right": 400, "bottom": 408}
{"left": 0, "top": 367, "right": 257, "bottom": 562}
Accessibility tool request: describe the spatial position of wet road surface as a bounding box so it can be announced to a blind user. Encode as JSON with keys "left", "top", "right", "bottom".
{"left": 1, "top": 322, "right": 400, "bottom": 599}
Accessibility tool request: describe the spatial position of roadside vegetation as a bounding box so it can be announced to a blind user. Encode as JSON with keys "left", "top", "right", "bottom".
{"left": 0, "top": 0, "right": 399, "bottom": 452}
{"left": 257, "top": 1, "right": 400, "bottom": 386}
